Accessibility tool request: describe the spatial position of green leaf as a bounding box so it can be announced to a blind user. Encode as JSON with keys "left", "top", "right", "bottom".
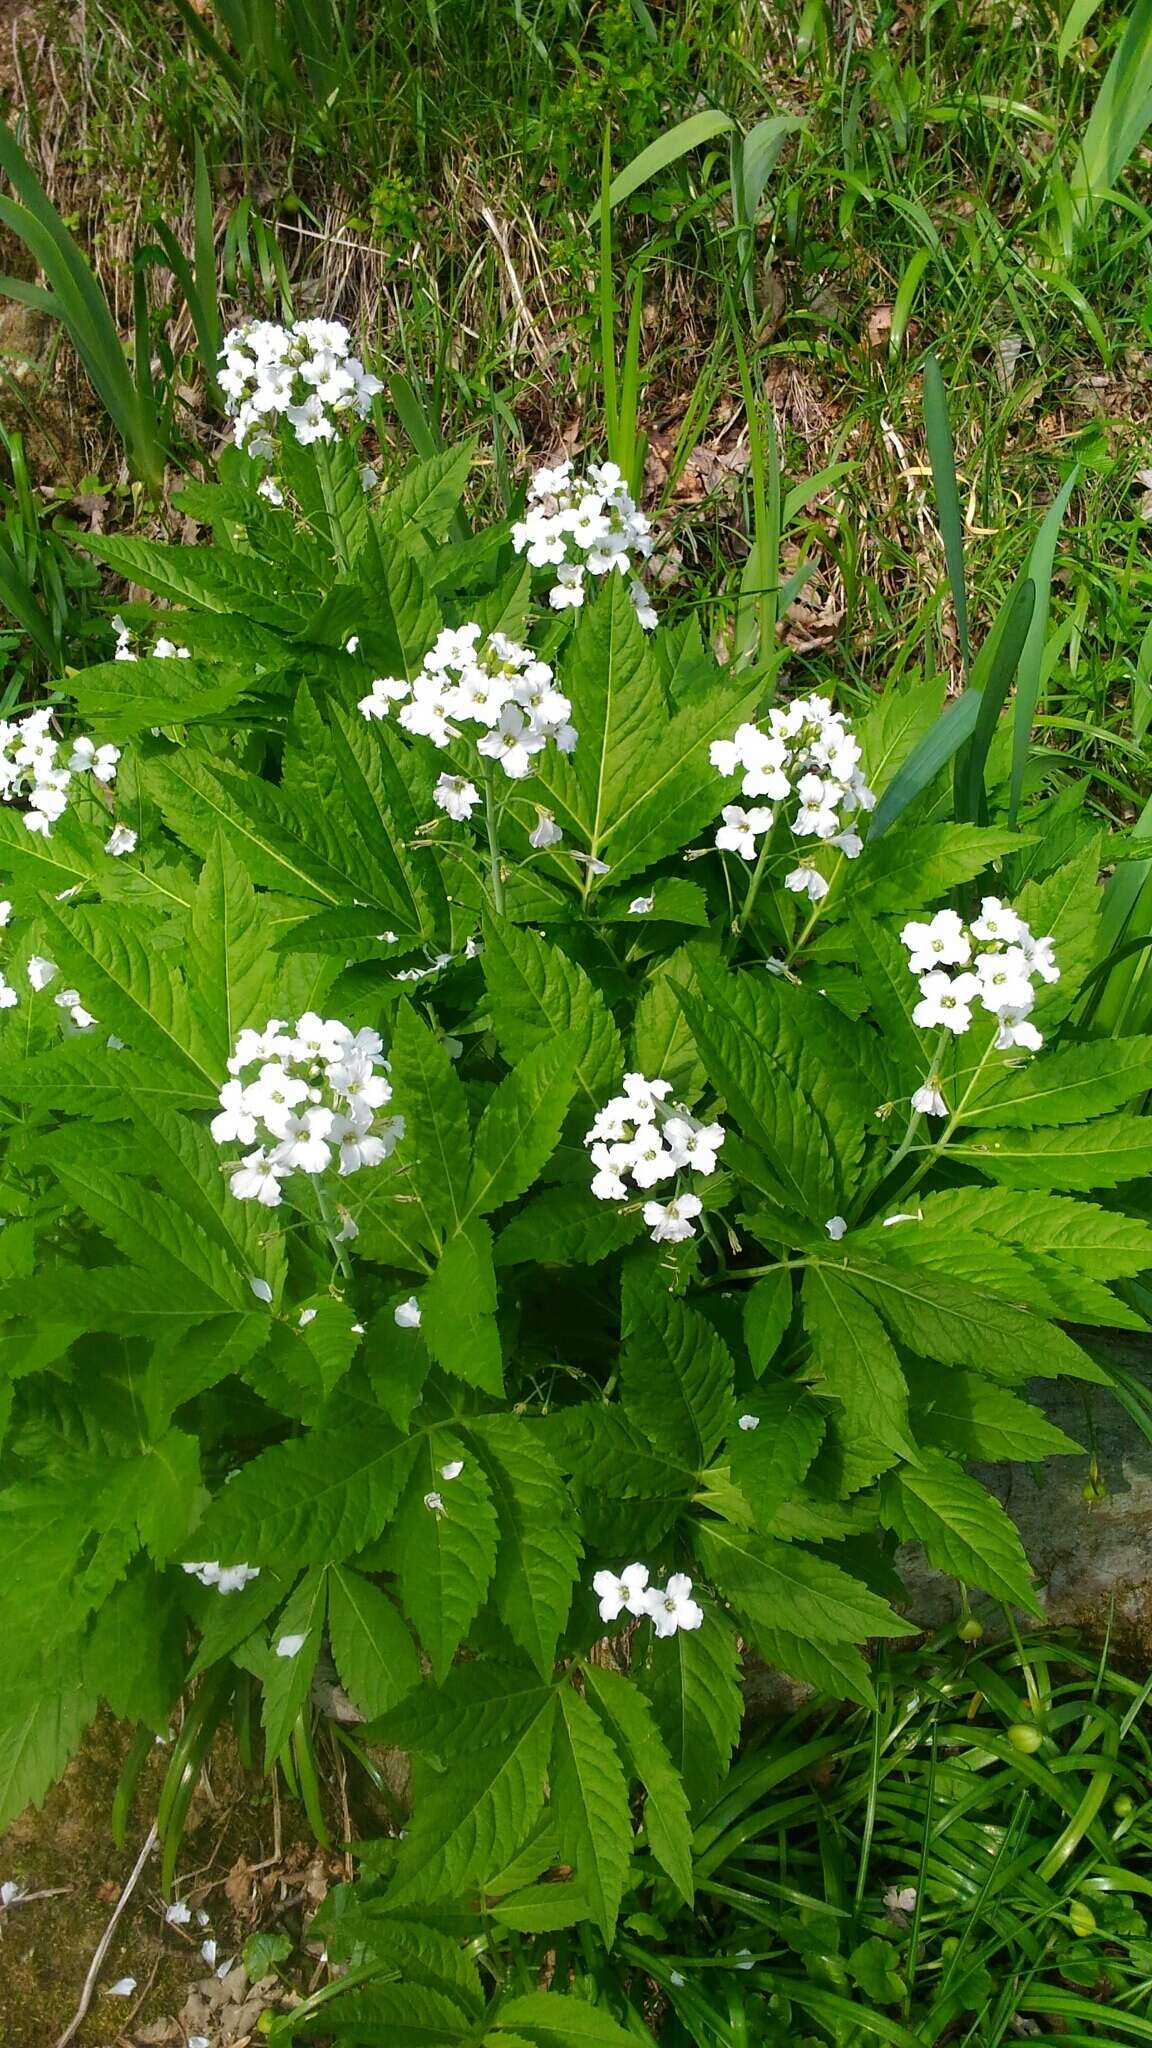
{"left": 881, "top": 1451, "right": 1041, "bottom": 1611}
{"left": 376, "top": 442, "right": 475, "bottom": 539}
{"left": 583, "top": 1665, "right": 693, "bottom": 1903}
{"left": 867, "top": 687, "right": 983, "bottom": 841}
{"left": 50, "top": 1155, "right": 253, "bottom": 1316}
{"left": 847, "top": 824, "right": 1022, "bottom": 915}
{"left": 803, "top": 1267, "right": 917, "bottom": 1461}
{"left": 0, "top": 1649, "right": 98, "bottom": 1831}
{"left": 914, "top": 1185, "right": 1152, "bottom": 1278}
{"left": 85, "top": 1566, "right": 186, "bottom": 1728}
{"left": 36, "top": 898, "right": 216, "bottom": 1086}
{"left": 550, "top": 1685, "right": 633, "bottom": 1943}
{"left": 636, "top": 1612, "right": 743, "bottom": 1812}
{"left": 482, "top": 916, "right": 623, "bottom": 1110}
{"left": 609, "top": 108, "right": 735, "bottom": 205}
{"left": 386, "top": 1693, "right": 554, "bottom": 1907}
{"left": 631, "top": 952, "right": 709, "bottom": 1099}
{"left": 678, "top": 986, "right": 838, "bottom": 1217}
{"left": 87, "top": 531, "right": 314, "bottom": 627}
{"left": 465, "top": 1034, "right": 579, "bottom": 1220}
{"left": 470, "top": 1414, "right": 582, "bottom": 1678}
{"left": 695, "top": 1522, "right": 906, "bottom": 1645}
{"left": 963, "top": 1036, "right": 1152, "bottom": 1127}
{"left": 387, "top": 998, "right": 472, "bottom": 1237}
{"left": 842, "top": 1257, "right": 1100, "bottom": 1383}
{"left": 327, "top": 1565, "right": 420, "bottom": 1719}
{"left": 495, "top": 1186, "right": 646, "bottom": 1267}
{"left": 421, "top": 1220, "right": 504, "bottom": 1395}
{"left": 252, "top": 1567, "right": 326, "bottom": 1761}
{"left": 728, "top": 1383, "right": 826, "bottom": 1525}
{"left": 494, "top": 1991, "right": 642, "bottom": 2046}
{"left": 199, "top": 1424, "right": 417, "bottom": 1570}
{"left": 389, "top": 1436, "right": 499, "bottom": 1681}
{"left": 743, "top": 1268, "right": 794, "bottom": 1376}
{"left": 845, "top": 908, "right": 928, "bottom": 1075}
{"left": 906, "top": 1368, "right": 1083, "bottom": 1461}
{"left": 748, "top": 1624, "right": 876, "bottom": 1706}
{"left": 620, "top": 1263, "right": 734, "bottom": 1468}
{"left": 949, "top": 1115, "right": 1152, "bottom": 1190}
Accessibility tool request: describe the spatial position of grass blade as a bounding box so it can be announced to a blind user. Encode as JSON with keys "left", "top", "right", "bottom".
{"left": 921, "top": 354, "right": 970, "bottom": 672}
{"left": 1009, "top": 467, "right": 1079, "bottom": 824}
{"left": 867, "top": 690, "right": 983, "bottom": 841}
{"left": 608, "top": 109, "right": 734, "bottom": 209}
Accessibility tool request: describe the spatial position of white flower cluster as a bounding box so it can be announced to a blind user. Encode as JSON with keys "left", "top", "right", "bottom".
{"left": 218, "top": 318, "right": 383, "bottom": 452}
{"left": 584, "top": 1072, "right": 725, "bottom": 1244}
{"left": 0, "top": 707, "right": 119, "bottom": 837}
{"left": 901, "top": 899, "right": 1059, "bottom": 1055}
{"left": 593, "top": 1563, "right": 703, "bottom": 1637}
{"left": 112, "top": 615, "right": 190, "bottom": 663}
{"left": 181, "top": 1560, "right": 261, "bottom": 1595}
{"left": 511, "top": 460, "right": 656, "bottom": 629}
{"left": 710, "top": 694, "right": 875, "bottom": 902}
{"left": 212, "top": 1012, "right": 404, "bottom": 1207}
{"left": 359, "top": 624, "right": 576, "bottom": 786}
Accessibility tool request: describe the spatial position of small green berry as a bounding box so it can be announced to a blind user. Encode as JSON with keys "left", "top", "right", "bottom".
{"left": 958, "top": 1616, "right": 983, "bottom": 1642}
{"left": 1113, "top": 1793, "right": 1135, "bottom": 1818}
{"left": 1007, "top": 1723, "right": 1044, "bottom": 1754}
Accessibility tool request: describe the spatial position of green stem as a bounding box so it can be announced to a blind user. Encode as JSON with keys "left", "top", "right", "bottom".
{"left": 783, "top": 849, "right": 847, "bottom": 965}
{"left": 482, "top": 762, "right": 506, "bottom": 915}
{"left": 315, "top": 1178, "right": 352, "bottom": 1281}
{"left": 734, "top": 831, "right": 773, "bottom": 934}
{"left": 879, "top": 1026, "right": 954, "bottom": 1185}
{"left": 884, "top": 1028, "right": 1004, "bottom": 1210}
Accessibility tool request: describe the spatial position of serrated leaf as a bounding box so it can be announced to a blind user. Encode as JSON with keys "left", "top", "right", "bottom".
{"left": 841, "top": 1256, "right": 1100, "bottom": 1383}
{"left": 188, "top": 831, "right": 280, "bottom": 1067}
{"left": 583, "top": 1665, "right": 693, "bottom": 1903}
{"left": 421, "top": 1219, "right": 504, "bottom": 1395}
{"left": 728, "top": 1383, "right": 826, "bottom": 1526}
{"left": 677, "top": 986, "right": 838, "bottom": 1217}
{"left": 748, "top": 1624, "right": 876, "bottom": 1706}
{"left": 327, "top": 1565, "right": 420, "bottom": 1719}
{"left": 376, "top": 443, "right": 474, "bottom": 539}
{"left": 470, "top": 1414, "right": 582, "bottom": 1676}
{"left": 550, "top": 1684, "right": 632, "bottom": 1943}
{"left": 636, "top": 1612, "right": 742, "bottom": 1812}
{"left": 250, "top": 1567, "right": 326, "bottom": 1760}
{"left": 373, "top": 1660, "right": 555, "bottom": 1757}
{"left": 389, "top": 1435, "right": 499, "bottom": 1681}
{"left": 743, "top": 1268, "right": 794, "bottom": 1376}
{"left": 0, "top": 1649, "right": 98, "bottom": 1831}
{"left": 881, "top": 1451, "right": 1041, "bottom": 1611}
{"left": 87, "top": 531, "right": 313, "bottom": 626}
{"left": 84, "top": 1566, "right": 186, "bottom": 1729}
{"left": 803, "top": 1267, "right": 916, "bottom": 1460}
{"left": 949, "top": 1115, "right": 1152, "bottom": 1191}
{"left": 465, "top": 1034, "right": 578, "bottom": 1220}
{"left": 620, "top": 1263, "right": 733, "bottom": 1468}
{"left": 388, "top": 1000, "right": 471, "bottom": 1236}
{"left": 386, "top": 1692, "right": 554, "bottom": 1907}
{"left": 51, "top": 1155, "right": 253, "bottom": 1315}
{"left": 915, "top": 1185, "right": 1152, "bottom": 1277}
{"left": 495, "top": 1186, "right": 646, "bottom": 1267}
{"left": 906, "top": 1368, "right": 1083, "bottom": 1461}
{"left": 631, "top": 952, "right": 709, "bottom": 1099}
{"left": 846, "top": 824, "right": 1022, "bottom": 914}
{"left": 481, "top": 916, "right": 623, "bottom": 1110}
{"left": 37, "top": 898, "right": 216, "bottom": 1085}
{"left": 199, "top": 1425, "right": 417, "bottom": 1569}
{"left": 695, "top": 1522, "right": 905, "bottom": 1645}
{"left": 494, "top": 1991, "right": 642, "bottom": 2046}
{"left": 963, "top": 1035, "right": 1152, "bottom": 1127}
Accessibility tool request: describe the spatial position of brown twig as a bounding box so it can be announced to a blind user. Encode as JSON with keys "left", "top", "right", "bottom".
{"left": 54, "top": 1823, "right": 159, "bottom": 2048}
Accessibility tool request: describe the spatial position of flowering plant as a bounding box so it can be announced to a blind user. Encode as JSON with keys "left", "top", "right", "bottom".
{"left": 0, "top": 410, "right": 1149, "bottom": 2040}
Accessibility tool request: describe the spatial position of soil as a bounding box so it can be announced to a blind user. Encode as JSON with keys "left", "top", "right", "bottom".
{"left": 0, "top": 1713, "right": 340, "bottom": 2048}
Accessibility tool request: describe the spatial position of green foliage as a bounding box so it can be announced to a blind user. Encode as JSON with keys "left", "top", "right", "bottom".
{"left": 0, "top": 420, "right": 1147, "bottom": 2044}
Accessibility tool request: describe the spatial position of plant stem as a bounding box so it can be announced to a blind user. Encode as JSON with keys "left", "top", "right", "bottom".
{"left": 734, "top": 831, "right": 773, "bottom": 933}
{"left": 315, "top": 1178, "right": 352, "bottom": 1281}
{"left": 482, "top": 762, "right": 506, "bottom": 914}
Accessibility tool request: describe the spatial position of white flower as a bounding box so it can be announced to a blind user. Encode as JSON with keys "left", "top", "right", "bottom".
{"left": 884, "top": 1886, "right": 917, "bottom": 1918}
{"left": 297, "top": 1308, "right": 318, "bottom": 1328}
{"left": 358, "top": 675, "right": 411, "bottom": 720}
{"left": 108, "top": 1977, "right": 137, "bottom": 1996}
{"left": 217, "top": 1564, "right": 261, "bottom": 1593}
{"left": 1020, "top": 931, "right": 1060, "bottom": 984}
{"left": 257, "top": 475, "right": 284, "bottom": 506}
{"left": 825, "top": 1216, "right": 848, "bottom": 1241}
{"left": 738, "top": 1413, "right": 760, "bottom": 1431}
{"left": 973, "top": 947, "right": 1034, "bottom": 1014}
{"left": 394, "top": 1296, "right": 422, "bottom": 1328}
{"left": 440, "top": 1460, "right": 464, "bottom": 1481}
{"left": 911, "top": 1083, "right": 947, "bottom": 1118}
{"left": 628, "top": 895, "right": 654, "bottom": 914}
{"left": 275, "top": 1633, "right": 308, "bottom": 1658}
{"left": 165, "top": 1900, "right": 191, "bottom": 1925}
{"left": 211, "top": 1080, "right": 258, "bottom": 1147}
{"left": 477, "top": 700, "right": 546, "bottom": 780}
{"left": 345, "top": 635, "right": 360, "bottom": 655}
{"left": 153, "top": 637, "right": 190, "bottom": 659}
{"left": 232, "top": 1152, "right": 287, "bottom": 1208}
{"left": 424, "top": 1491, "right": 445, "bottom": 1514}
{"left": 784, "top": 864, "right": 829, "bottom": 902}
{"left": 642, "top": 1193, "right": 703, "bottom": 1244}
{"left": 572, "top": 852, "right": 610, "bottom": 875}
{"left": 662, "top": 1116, "right": 726, "bottom": 1177}
{"left": 971, "top": 896, "right": 1023, "bottom": 945}
{"left": 105, "top": 824, "right": 137, "bottom": 857}
{"left": 513, "top": 461, "right": 656, "bottom": 625}
{"left": 716, "top": 803, "right": 773, "bottom": 859}
{"left": 995, "top": 1008, "right": 1043, "bottom": 1052}
{"left": 912, "top": 970, "right": 981, "bottom": 1035}
{"left": 530, "top": 812, "right": 563, "bottom": 849}
{"left": 200, "top": 1939, "right": 217, "bottom": 1966}
{"left": 670, "top": 1970, "right": 685, "bottom": 1988}
{"left": 0, "top": 901, "right": 10, "bottom": 926}
{"left": 433, "top": 773, "right": 481, "bottom": 821}
{"left": 0, "top": 974, "right": 16, "bottom": 1011}
{"left": 900, "top": 909, "right": 971, "bottom": 975}
{"left": 592, "top": 1563, "right": 650, "bottom": 1622}
{"left": 26, "top": 955, "right": 58, "bottom": 991}
{"left": 218, "top": 1012, "right": 401, "bottom": 1201}
{"left": 644, "top": 1572, "right": 704, "bottom": 1637}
